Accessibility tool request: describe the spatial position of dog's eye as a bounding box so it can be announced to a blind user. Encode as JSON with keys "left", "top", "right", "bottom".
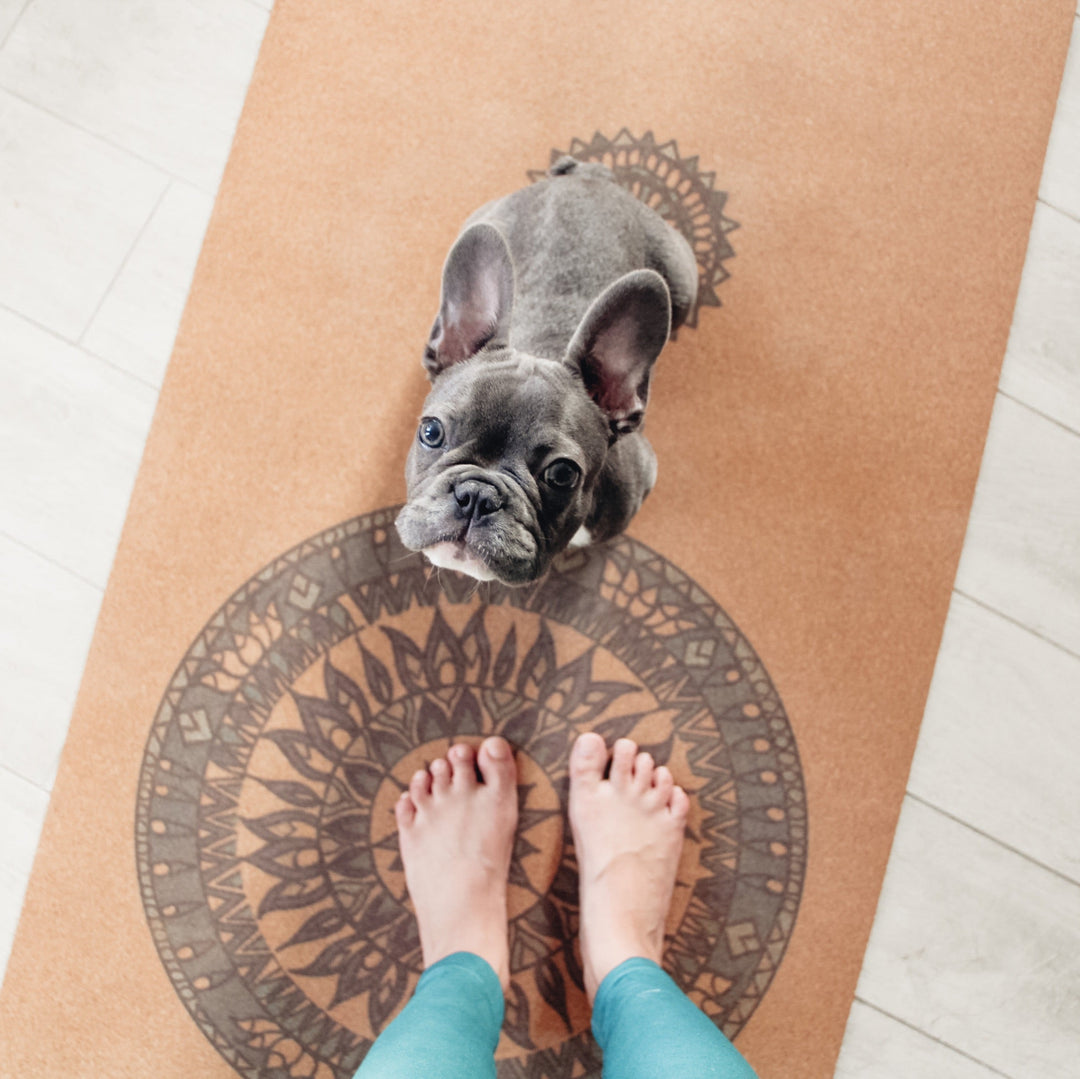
{"left": 418, "top": 417, "right": 445, "bottom": 448}
{"left": 544, "top": 459, "right": 580, "bottom": 489}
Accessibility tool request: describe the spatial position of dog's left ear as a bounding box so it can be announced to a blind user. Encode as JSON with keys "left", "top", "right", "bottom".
{"left": 424, "top": 223, "right": 515, "bottom": 378}
{"left": 564, "top": 269, "right": 672, "bottom": 435}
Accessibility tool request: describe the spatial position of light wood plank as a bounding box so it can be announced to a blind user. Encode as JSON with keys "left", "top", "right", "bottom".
{"left": 0, "top": 0, "right": 269, "bottom": 192}
{"left": 856, "top": 798, "right": 1080, "bottom": 1077}
{"left": 0, "top": 0, "right": 27, "bottom": 44}
{"left": 0, "top": 764, "right": 45, "bottom": 988}
{"left": 0, "top": 766, "right": 48, "bottom": 880}
{"left": 1040, "top": 15, "right": 1080, "bottom": 222}
{"left": 836, "top": 1001, "right": 1005, "bottom": 1079}
{"left": 0, "top": 865, "right": 29, "bottom": 990}
{"left": 0, "top": 536, "right": 101, "bottom": 789}
{"left": 910, "top": 592, "right": 1080, "bottom": 883}
{"left": 998, "top": 203, "right": 1080, "bottom": 435}
{"left": 0, "top": 91, "right": 166, "bottom": 340}
{"left": 0, "top": 309, "right": 157, "bottom": 587}
{"left": 954, "top": 394, "right": 1080, "bottom": 656}
{"left": 83, "top": 181, "right": 214, "bottom": 387}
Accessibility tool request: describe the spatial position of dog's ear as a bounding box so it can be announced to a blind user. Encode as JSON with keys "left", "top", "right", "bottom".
{"left": 564, "top": 269, "right": 672, "bottom": 435}
{"left": 424, "top": 223, "right": 515, "bottom": 378}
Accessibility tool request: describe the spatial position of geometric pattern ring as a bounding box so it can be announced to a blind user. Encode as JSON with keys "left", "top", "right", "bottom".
{"left": 529, "top": 129, "right": 739, "bottom": 329}
{"left": 136, "top": 507, "right": 806, "bottom": 1079}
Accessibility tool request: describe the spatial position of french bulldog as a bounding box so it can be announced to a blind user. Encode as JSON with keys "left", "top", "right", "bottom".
{"left": 395, "top": 157, "right": 698, "bottom": 585}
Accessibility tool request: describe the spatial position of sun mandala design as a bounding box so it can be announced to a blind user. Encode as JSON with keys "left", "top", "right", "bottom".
{"left": 136, "top": 508, "right": 805, "bottom": 1079}
{"left": 529, "top": 129, "right": 739, "bottom": 327}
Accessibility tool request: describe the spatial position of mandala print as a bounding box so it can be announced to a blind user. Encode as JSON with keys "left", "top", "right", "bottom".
{"left": 137, "top": 508, "right": 806, "bottom": 1079}
{"left": 528, "top": 129, "right": 739, "bottom": 326}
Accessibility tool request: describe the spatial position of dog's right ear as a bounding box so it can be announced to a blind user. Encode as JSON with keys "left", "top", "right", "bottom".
{"left": 423, "top": 223, "right": 515, "bottom": 379}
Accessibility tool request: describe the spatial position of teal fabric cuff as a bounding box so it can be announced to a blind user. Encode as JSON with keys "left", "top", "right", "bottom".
{"left": 591, "top": 957, "right": 759, "bottom": 1079}
{"left": 419, "top": 951, "right": 506, "bottom": 1035}
{"left": 592, "top": 956, "right": 672, "bottom": 1043}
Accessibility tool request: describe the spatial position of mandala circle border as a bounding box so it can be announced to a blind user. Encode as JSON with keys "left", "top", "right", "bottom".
{"left": 528, "top": 128, "right": 739, "bottom": 327}
{"left": 136, "top": 507, "right": 806, "bottom": 1078}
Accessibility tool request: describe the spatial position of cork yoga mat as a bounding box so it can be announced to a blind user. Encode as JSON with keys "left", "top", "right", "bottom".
{"left": 1, "top": 2, "right": 1073, "bottom": 1077}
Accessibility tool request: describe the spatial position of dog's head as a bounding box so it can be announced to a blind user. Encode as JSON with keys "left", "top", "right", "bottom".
{"left": 395, "top": 223, "right": 670, "bottom": 584}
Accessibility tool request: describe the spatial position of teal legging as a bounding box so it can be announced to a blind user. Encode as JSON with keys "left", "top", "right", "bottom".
{"left": 355, "top": 952, "right": 759, "bottom": 1078}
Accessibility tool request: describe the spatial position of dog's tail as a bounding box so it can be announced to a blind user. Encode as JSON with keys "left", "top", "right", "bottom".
{"left": 547, "top": 155, "right": 616, "bottom": 183}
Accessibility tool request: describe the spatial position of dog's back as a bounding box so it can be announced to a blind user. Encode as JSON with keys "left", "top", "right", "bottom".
{"left": 465, "top": 158, "right": 698, "bottom": 361}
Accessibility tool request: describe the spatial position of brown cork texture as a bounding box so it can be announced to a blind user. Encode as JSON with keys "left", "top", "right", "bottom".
{"left": 0, "top": 2, "right": 1073, "bottom": 1077}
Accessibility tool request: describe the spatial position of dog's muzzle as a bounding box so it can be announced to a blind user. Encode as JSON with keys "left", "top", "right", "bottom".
{"left": 452, "top": 477, "right": 504, "bottom": 523}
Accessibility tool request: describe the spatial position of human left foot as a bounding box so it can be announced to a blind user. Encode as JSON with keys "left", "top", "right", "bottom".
{"left": 394, "top": 737, "right": 518, "bottom": 989}
{"left": 568, "top": 733, "right": 689, "bottom": 1002}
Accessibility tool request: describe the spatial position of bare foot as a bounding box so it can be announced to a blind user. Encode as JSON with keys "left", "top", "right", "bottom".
{"left": 568, "top": 733, "right": 690, "bottom": 1002}
{"left": 394, "top": 737, "right": 518, "bottom": 990}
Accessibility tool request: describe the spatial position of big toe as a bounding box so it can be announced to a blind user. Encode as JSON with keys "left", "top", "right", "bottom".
{"left": 477, "top": 736, "right": 517, "bottom": 796}
{"left": 569, "top": 732, "right": 607, "bottom": 789}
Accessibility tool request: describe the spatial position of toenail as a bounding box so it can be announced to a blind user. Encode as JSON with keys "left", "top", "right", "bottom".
{"left": 486, "top": 739, "right": 507, "bottom": 758}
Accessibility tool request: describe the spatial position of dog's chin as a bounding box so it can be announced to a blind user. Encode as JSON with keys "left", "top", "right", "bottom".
{"left": 422, "top": 541, "right": 500, "bottom": 582}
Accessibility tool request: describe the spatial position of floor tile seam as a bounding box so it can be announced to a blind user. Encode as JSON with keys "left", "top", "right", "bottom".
{"left": 902, "top": 790, "right": 1080, "bottom": 891}
{"left": 0, "top": 761, "right": 52, "bottom": 801}
{"left": 0, "top": 528, "right": 105, "bottom": 593}
{"left": 1036, "top": 195, "right": 1080, "bottom": 228}
{"left": 991, "top": 387, "right": 1080, "bottom": 442}
{"left": 849, "top": 997, "right": 1016, "bottom": 1078}
{"left": 78, "top": 171, "right": 216, "bottom": 391}
{"left": 0, "top": 82, "right": 218, "bottom": 195}
{"left": 77, "top": 341, "right": 165, "bottom": 394}
{"left": 0, "top": 0, "right": 32, "bottom": 53}
{"left": 0, "top": 300, "right": 163, "bottom": 394}
{"left": 950, "top": 587, "right": 1080, "bottom": 664}
{"left": 77, "top": 180, "right": 173, "bottom": 347}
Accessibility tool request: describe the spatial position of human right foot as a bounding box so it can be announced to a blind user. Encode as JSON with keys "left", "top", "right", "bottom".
{"left": 568, "top": 732, "right": 690, "bottom": 1002}
{"left": 394, "top": 737, "right": 518, "bottom": 989}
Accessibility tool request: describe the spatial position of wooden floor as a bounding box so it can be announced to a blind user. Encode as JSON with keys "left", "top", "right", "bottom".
{"left": 1, "top": 3, "right": 1077, "bottom": 1075}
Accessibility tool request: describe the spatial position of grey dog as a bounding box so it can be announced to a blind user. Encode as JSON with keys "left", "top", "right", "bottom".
{"left": 395, "top": 157, "right": 698, "bottom": 585}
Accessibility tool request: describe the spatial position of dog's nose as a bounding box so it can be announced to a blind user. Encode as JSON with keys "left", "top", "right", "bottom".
{"left": 453, "top": 479, "right": 503, "bottom": 521}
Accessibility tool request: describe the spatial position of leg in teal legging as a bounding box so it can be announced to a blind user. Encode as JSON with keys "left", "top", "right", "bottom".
{"left": 354, "top": 733, "right": 760, "bottom": 1079}
{"left": 355, "top": 952, "right": 503, "bottom": 1079}
{"left": 593, "top": 958, "right": 759, "bottom": 1079}
{"left": 355, "top": 952, "right": 757, "bottom": 1079}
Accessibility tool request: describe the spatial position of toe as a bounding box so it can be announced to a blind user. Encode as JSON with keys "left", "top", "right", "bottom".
{"left": 610, "top": 738, "right": 637, "bottom": 789}
{"left": 669, "top": 785, "right": 691, "bottom": 823}
{"left": 409, "top": 767, "right": 432, "bottom": 806}
{"left": 477, "top": 736, "right": 517, "bottom": 794}
{"left": 632, "top": 751, "right": 654, "bottom": 792}
{"left": 651, "top": 764, "right": 674, "bottom": 805}
{"left": 569, "top": 732, "right": 607, "bottom": 789}
{"left": 449, "top": 742, "right": 478, "bottom": 788}
{"left": 430, "top": 757, "right": 451, "bottom": 794}
{"left": 395, "top": 790, "right": 416, "bottom": 828}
